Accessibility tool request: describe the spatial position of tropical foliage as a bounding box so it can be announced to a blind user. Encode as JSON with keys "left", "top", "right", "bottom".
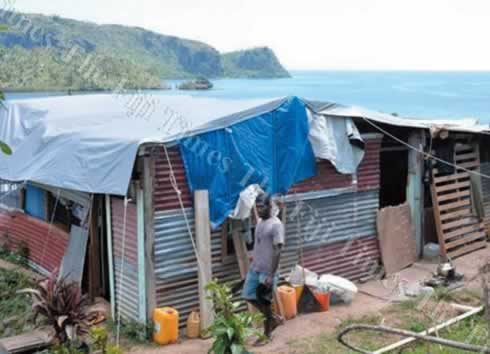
{"left": 222, "top": 47, "right": 291, "bottom": 78}
{"left": 205, "top": 280, "right": 265, "bottom": 354}
{"left": 19, "top": 271, "right": 95, "bottom": 344}
{"left": 0, "top": 11, "right": 289, "bottom": 89}
{"left": 0, "top": 47, "right": 162, "bottom": 91}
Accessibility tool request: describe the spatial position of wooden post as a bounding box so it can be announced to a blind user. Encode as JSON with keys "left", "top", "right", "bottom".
{"left": 104, "top": 195, "right": 116, "bottom": 319}
{"left": 406, "top": 130, "right": 425, "bottom": 258}
{"left": 231, "top": 219, "right": 250, "bottom": 278}
{"left": 194, "top": 190, "right": 214, "bottom": 332}
{"left": 143, "top": 156, "right": 156, "bottom": 323}
{"left": 88, "top": 195, "right": 101, "bottom": 302}
{"left": 136, "top": 183, "right": 147, "bottom": 323}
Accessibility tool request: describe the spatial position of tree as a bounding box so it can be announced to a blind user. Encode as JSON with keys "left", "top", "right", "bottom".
{"left": 0, "top": 25, "right": 12, "bottom": 155}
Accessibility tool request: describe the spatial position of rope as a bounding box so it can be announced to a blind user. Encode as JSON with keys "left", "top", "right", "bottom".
{"left": 162, "top": 144, "right": 203, "bottom": 270}
{"left": 116, "top": 196, "right": 129, "bottom": 346}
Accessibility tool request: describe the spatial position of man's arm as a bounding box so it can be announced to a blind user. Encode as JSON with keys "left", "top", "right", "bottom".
{"left": 265, "top": 222, "right": 285, "bottom": 287}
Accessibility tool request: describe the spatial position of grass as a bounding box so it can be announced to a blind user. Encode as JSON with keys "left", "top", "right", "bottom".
{"left": 287, "top": 289, "right": 487, "bottom": 354}
{"left": 0, "top": 267, "right": 35, "bottom": 337}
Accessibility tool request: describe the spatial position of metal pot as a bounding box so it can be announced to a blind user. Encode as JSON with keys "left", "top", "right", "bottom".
{"left": 437, "top": 261, "right": 455, "bottom": 279}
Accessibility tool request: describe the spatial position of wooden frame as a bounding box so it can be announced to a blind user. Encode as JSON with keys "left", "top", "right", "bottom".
{"left": 431, "top": 142, "right": 486, "bottom": 259}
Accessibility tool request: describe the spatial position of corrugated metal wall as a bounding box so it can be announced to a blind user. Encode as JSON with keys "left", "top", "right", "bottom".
{"left": 153, "top": 207, "right": 243, "bottom": 327}
{"left": 0, "top": 210, "right": 69, "bottom": 272}
{"left": 303, "top": 236, "right": 380, "bottom": 281}
{"left": 111, "top": 197, "right": 141, "bottom": 322}
{"left": 151, "top": 136, "right": 382, "bottom": 326}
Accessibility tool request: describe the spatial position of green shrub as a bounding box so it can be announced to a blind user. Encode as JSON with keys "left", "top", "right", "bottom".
{"left": 205, "top": 280, "right": 264, "bottom": 354}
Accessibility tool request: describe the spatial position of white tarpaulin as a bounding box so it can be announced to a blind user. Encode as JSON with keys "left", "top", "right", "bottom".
{"left": 0, "top": 94, "right": 285, "bottom": 195}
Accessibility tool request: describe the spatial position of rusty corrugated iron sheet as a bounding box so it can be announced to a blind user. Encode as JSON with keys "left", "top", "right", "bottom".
{"left": 152, "top": 137, "right": 381, "bottom": 212}
{"left": 303, "top": 236, "right": 380, "bottom": 281}
{"left": 153, "top": 147, "right": 192, "bottom": 212}
{"left": 111, "top": 197, "right": 140, "bottom": 321}
{"left": 357, "top": 137, "right": 382, "bottom": 191}
{"left": 0, "top": 210, "right": 68, "bottom": 272}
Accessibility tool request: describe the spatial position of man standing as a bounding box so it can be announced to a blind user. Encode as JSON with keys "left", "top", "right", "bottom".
{"left": 241, "top": 196, "right": 284, "bottom": 343}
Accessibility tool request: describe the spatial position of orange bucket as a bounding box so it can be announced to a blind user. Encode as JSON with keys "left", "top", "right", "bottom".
{"left": 278, "top": 285, "right": 297, "bottom": 320}
{"left": 313, "top": 292, "right": 330, "bottom": 312}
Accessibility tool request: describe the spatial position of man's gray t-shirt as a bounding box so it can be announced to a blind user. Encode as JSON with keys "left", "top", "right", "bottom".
{"left": 251, "top": 216, "right": 285, "bottom": 274}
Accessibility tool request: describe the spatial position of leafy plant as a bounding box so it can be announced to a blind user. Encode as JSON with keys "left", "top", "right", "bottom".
{"left": 205, "top": 280, "right": 265, "bottom": 354}
{"left": 89, "top": 326, "right": 123, "bottom": 354}
{"left": 19, "top": 271, "right": 94, "bottom": 344}
{"left": 105, "top": 318, "right": 150, "bottom": 345}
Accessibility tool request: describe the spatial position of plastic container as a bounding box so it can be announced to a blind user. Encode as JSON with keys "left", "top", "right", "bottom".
{"left": 293, "top": 284, "right": 304, "bottom": 304}
{"left": 153, "top": 307, "right": 179, "bottom": 345}
{"left": 313, "top": 291, "right": 330, "bottom": 312}
{"left": 186, "top": 311, "right": 200, "bottom": 339}
{"left": 277, "top": 285, "right": 297, "bottom": 320}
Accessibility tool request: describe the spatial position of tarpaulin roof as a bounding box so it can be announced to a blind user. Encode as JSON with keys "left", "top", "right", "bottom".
{"left": 1, "top": 94, "right": 488, "bottom": 196}
{"left": 0, "top": 94, "right": 286, "bottom": 195}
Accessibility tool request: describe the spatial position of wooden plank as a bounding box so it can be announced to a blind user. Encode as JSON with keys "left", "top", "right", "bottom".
{"left": 104, "top": 195, "right": 116, "bottom": 319}
{"left": 456, "top": 160, "right": 480, "bottom": 170}
{"left": 376, "top": 203, "right": 417, "bottom": 275}
{"left": 194, "top": 190, "right": 214, "bottom": 332}
{"left": 439, "top": 199, "right": 471, "bottom": 212}
{"left": 434, "top": 172, "right": 470, "bottom": 184}
{"left": 447, "top": 240, "right": 487, "bottom": 259}
{"left": 435, "top": 181, "right": 470, "bottom": 193}
{"left": 442, "top": 217, "right": 477, "bottom": 231}
{"left": 143, "top": 155, "right": 156, "bottom": 323}
{"left": 455, "top": 152, "right": 478, "bottom": 162}
{"left": 444, "top": 224, "right": 483, "bottom": 240}
{"left": 437, "top": 189, "right": 471, "bottom": 202}
{"left": 231, "top": 219, "right": 250, "bottom": 278}
{"left": 440, "top": 208, "right": 473, "bottom": 221}
{"left": 455, "top": 143, "right": 473, "bottom": 152}
{"left": 406, "top": 131, "right": 425, "bottom": 257}
{"left": 445, "top": 232, "right": 486, "bottom": 250}
{"left": 431, "top": 182, "right": 447, "bottom": 258}
{"left": 0, "top": 330, "right": 51, "bottom": 353}
{"left": 136, "top": 185, "right": 147, "bottom": 323}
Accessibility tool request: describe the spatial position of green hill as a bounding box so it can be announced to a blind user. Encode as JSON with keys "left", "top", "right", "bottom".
{"left": 222, "top": 47, "right": 291, "bottom": 78}
{"left": 0, "top": 11, "right": 290, "bottom": 90}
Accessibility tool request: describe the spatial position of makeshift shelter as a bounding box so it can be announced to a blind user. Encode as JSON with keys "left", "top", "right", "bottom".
{"left": 0, "top": 94, "right": 489, "bottom": 328}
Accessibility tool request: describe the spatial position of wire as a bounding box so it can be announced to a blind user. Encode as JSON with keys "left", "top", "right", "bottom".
{"left": 360, "top": 116, "right": 490, "bottom": 180}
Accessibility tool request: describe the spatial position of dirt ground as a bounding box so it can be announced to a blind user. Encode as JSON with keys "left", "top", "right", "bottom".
{"left": 129, "top": 248, "right": 490, "bottom": 354}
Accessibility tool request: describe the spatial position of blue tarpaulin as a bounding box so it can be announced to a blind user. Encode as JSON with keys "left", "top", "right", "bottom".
{"left": 179, "top": 96, "right": 316, "bottom": 228}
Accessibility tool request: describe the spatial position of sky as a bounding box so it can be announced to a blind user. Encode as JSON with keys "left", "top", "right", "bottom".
{"left": 8, "top": 0, "right": 490, "bottom": 70}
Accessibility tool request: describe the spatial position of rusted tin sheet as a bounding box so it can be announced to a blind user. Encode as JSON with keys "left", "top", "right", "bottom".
{"left": 111, "top": 197, "right": 140, "bottom": 321}
{"left": 152, "top": 147, "right": 192, "bottom": 212}
{"left": 357, "top": 137, "right": 382, "bottom": 191}
{"left": 303, "top": 236, "right": 380, "bottom": 281}
{"left": 0, "top": 210, "right": 69, "bottom": 272}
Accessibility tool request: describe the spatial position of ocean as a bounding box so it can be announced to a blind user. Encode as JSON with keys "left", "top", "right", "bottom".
{"left": 6, "top": 71, "right": 490, "bottom": 123}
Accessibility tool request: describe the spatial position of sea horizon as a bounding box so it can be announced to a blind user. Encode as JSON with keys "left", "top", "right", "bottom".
{"left": 6, "top": 70, "right": 490, "bottom": 123}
